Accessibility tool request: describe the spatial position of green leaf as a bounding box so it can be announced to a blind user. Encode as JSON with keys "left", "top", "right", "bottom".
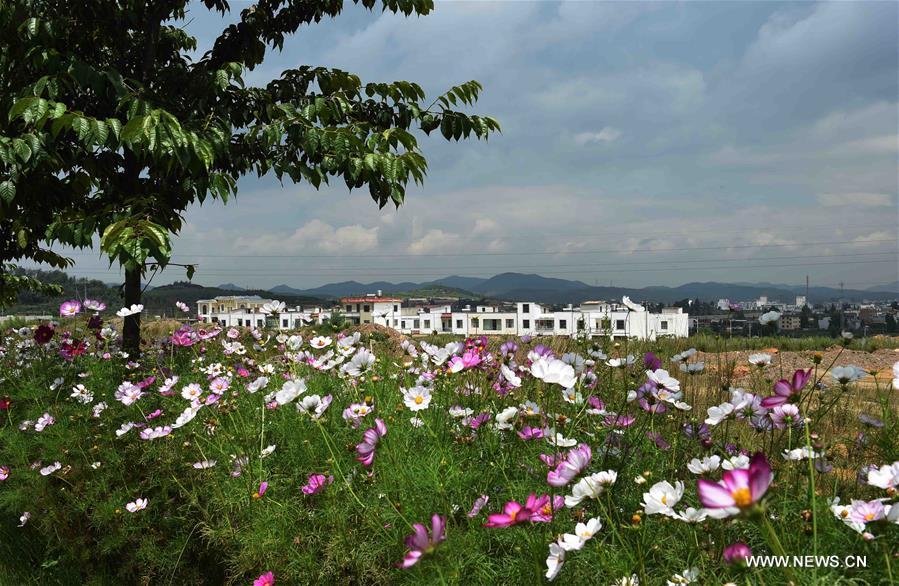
{"left": 0, "top": 181, "right": 15, "bottom": 203}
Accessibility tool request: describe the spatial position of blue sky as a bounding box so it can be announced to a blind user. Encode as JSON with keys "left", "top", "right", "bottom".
{"left": 61, "top": 1, "right": 898, "bottom": 290}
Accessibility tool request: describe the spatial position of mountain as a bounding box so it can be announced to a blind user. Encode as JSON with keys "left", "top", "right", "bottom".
{"left": 268, "top": 273, "right": 898, "bottom": 304}
{"left": 217, "top": 283, "right": 246, "bottom": 291}
{"left": 866, "top": 281, "right": 899, "bottom": 293}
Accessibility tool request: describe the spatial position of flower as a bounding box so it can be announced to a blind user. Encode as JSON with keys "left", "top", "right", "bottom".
{"left": 18, "top": 512, "right": 31, "bottom": 527}
{"left": 547, "top": 443, "right": 592, "bottom": 487}
{"left": 723, "top": 542, "right": 752, "bottom": 565}
{"left": 559, "top": 517, "right": 601, "bottom": 551}
{"left": 698, "top": 452, "right": 772, "bottom": 515}
{"left": 0, "top": 466, "right": 8, "bottom": 480}
{"left": 667, "top": 568, "right": 699, "bottom": 585}
{"left": 467, "top": 495, "right": 489, "bottom": 518}
{"left": 646, "top": 368, "right": 681, "bottom": 393}
{"left": 565, "top": 470, "right": 617, "bottom": 507}
{"left": 531, "top": 357, "right": 577, "bottom": 389}
{"left": 398, "top": 514, "right": 446, "bottom": 568}
{"left": 545, "top": 540, "right": 566, "bottom": 581}
{"left": 866, "top": 462, "right": 899, "bottom": 490}
{"left": 687, "top": 455, "right": 721, "bottom": 475}
{"left": 622, "top": 296, "right": 645, "bottom": 312}
{"left": 760, "top": 368, "right": 812, "bottom": 408}
{"left": 125, "top": 498, "right": 148, "bottom": 512}
{"left": 116, "top": 304, "right": 144, "bottom": 317}
{"left": 769, "top": 404, "right": 800, "bottom": 429}
{"left": 830, "top": 365, "right": 867, "bottom": 384}
{"left": 301, "top": 473, "right": 334, "bottom": 495}
{"left": 40, "top": 461, "right": 62, "bottom": 476}
{"left": 192, "top": 460, "right": 217, "bottom": 469}
{"left": 356, "top": 418, "right": 387, "bottom": 467}
{"left": 343, "top": 348, "right": 376, "bottom": 377}
{"left": 139, "top": 425, "right": 172, "bottom": 440}
{"left": 484, "top": 494, "right": 553, "bottom": 528}
{"left": 892, "top": 360, "right": 899, "bottom": 390}
{"left": 848, "top": 499, "right": 885, "bottom": 524}
{"left": 253, "top": 571, "right": 275, "bottom": 586}
{"left": 253, "top": 481, "right": 269, "bottom": 499}
{"left": 175, "top": 301, "right": 190, "bottom": 312}
{"left": 296, "top": 394, "right": 333, "bottom": 419}
{"left": 275, "top": 379, "right": 307, "bottom": 405}
{"left": 59, "top": 300, "right": 81, "bottom": 317}
{"left": 84, "top": 299, "right": 106, "bottom": 311}
{"left": 642, "top": 480, "right": 684, "bottom": 517}
{"left": 402, "top": 386, "right": 432, "bottom": 411}
{"left": 748, "top": 353, "right": 771, "bottom": 367}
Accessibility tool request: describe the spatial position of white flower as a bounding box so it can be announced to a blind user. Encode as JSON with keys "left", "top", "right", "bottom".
{"left": 192, "top": 460, "right": 217, "bottom": 469}
{"left": 92, "top": 402, "right": 107, "bottom": 418}
{"left": 545, "top": 541, "right": 566, "bottom": 581}
{"left": 246, "top": 376, "right": 269, "bottom": 394}
{"left": 687, "top": 455, "right": 720, "bottom": 475}
{"left": 494, "top": 406, "right": 519, "bottom": 430}
{"left": 139, "top": 425, "right": 172, "bottom": 440}
{"left": 181, "top": 383, "right": 203, "bottom": 402}
{"left": 70, "top": 384, "right": 94, "bottom": 404}
{"left": 297, "top": 394, "right": 332, "bottom": 419}
{"left": 722, "top": 454, "right": 751, "bottom": 470}
{"left": 560, "top": 517, "right": 601, "bottom": 551}
{"left": 783, "top": 446, "right": 821, "bottom": 461}
{"left": 116, "top": 304, "right": 144, "bottom": 318}
{"left": 547, "top": 431, "right": 577, "bottom": 448}
{"left": 260, "top": 301, "right": 286, "bottom": 315}
{"left": 34, "top": 412, "right": 55, "bottom": 432}
{"left": 705, "top": 402, "right": 735, "bottom": 426}
{"left": 344, "top": 348, "right": 376, "bottom": 377}
{"left": 116, "top": 382, "right": 144, "bottom": 406}
{"left": 275, "top": 379, "right": 307, "bottom": 405}
{"left": 565, "top": 471, "right": 617, "bottom": 507}
{"left": 261, "top": 444, "right": 277, "bottom": 458}
{"left": 115, "top": 422, "right": 136, "bottom": 437}
{"left": 125, "top": 498, "right": 148, "bottom": 512}
{"left": 759, "top": 310, "right": 780, "bottom": 325}
{"left": 892, "top": 361, "right": 899, "bottom": 390}
{"left": 172, "top": 405, "right": 200, "bottom": 428}
{"left": 607, "top": 355, "right": 636, "bottom": 368}
{"left": 402, "top": 386, "right": 432, "bottom": 411}
{"left": 642, "top": 480, "right": 684, "bottom": 517}
{"left": 667, "top": 567, "right": 699, "bottom": 585}
{"left": 748, "top": 353, "right": 772, "bottom": 366}
{"left": 500, "top": 364, "right": 521, "bottom": 388}
{"left": 176, "top": 301, "right": 190, "bottom": 312}
{"left": 18, "top": 512, "right": 31, "bottom": 527}
{"left": 646, "top": 369, "right": 680, "bottom": 392}
{"left": 613, "top": 574, "right": 639, "bottom": 586}
{"left": 622, "top": 296, "right": 645, "bottom": 312}
{"left": 449, "top": 405, "right": 474, "bottom": 418}
{"left": 310, "top": 336, "right": 332, "bottom": 349}
{"left": 40, "top": 461, "right": 62, "bottom": 476}
{"left": 675, "top": 507, "right": 708, "bottom": 523}
{"left": 531, "top": 357, "right": 577, "bottom": 389}
{"left": 830, "top": 365, "right": 867, "bottom": 384}
{"left": 867, "top": 462, "right": 899, "bottom": 490}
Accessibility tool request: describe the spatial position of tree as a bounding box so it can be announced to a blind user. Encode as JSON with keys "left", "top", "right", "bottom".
{"left": 0, "top": 0, "right": 499, "bottom": 353}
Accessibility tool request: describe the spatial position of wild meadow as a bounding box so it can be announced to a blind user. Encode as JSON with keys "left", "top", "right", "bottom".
{"left": 1, "top": 301, "right": 897, "bottom": 585}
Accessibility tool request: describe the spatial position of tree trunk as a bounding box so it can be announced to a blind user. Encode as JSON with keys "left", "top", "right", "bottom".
{"left": 123, "top": 265, "right": 141, "bottom": 356}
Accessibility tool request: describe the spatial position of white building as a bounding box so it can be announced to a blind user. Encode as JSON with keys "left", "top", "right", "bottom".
{"left": 196, "top": 294, "right": 689, "bottom": 340}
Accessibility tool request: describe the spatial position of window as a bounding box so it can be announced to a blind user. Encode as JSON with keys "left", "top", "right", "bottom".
{"left": 523, "top": 319, "right": 530, "bottom": 328}
{"left": 219, "top": 305, "right": 224, "bottom": 312}
{"left": 413, "top": 319, "right": 420, "bottom": 329}
{"left": 616, "top": 320, "right": 625, "bottom": 330}
{"left": 456, "top": 319, "right": 463, "bottom": 328}
{"left": 201, "top": 304, "right": 208, "bottom": 314}
{"left": 346, "top": 305, "right": 352, "bottom": 312}
{"left": 237, "top": 319, "right": 242, "bottom": 326}
{"left": 660, "top": 321, "right": 668, "bottom": 330}
{"left": 424, "top": 320, "right": 431, "bottom": 328}
{"left": 559, "top": 320, "right": 567, "bottom": 329}
{"left": 363, "top": 305, "right": 370, "bottom": 312}
{"left": 484, "top": 319, "right": 500, "bottom": 331}
{"left": 393, "top": 305, "right": 399, "bottom": 312}
{"left": 393, "top": 319, "right": 398, "bottom": 326}
{"left": 282, "top": 318, "right": 288, "bottom": 327}
{"left": 522, "top": 303, "right": 530, "bottom": 313}
{"left": 257, "top": 320, "right": 263, "bottom": 327}
{"left": 506, "top": 319, "right": 514, "bottom": 328}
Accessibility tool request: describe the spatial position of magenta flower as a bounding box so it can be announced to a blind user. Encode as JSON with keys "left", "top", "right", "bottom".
{"left": 760, "top": 369, "right": 812, "bottom": 408}
{"left": 467, "top": 495, "right": 489, "bottom": 518}
{"left": 547, "top": 443, "right": 592, "bottom": 487}
{"left": 59, "top": 300, "right": 81, "bottom": 317}
{"left": 398, "top": 514, "right": 446, "bottom": 568}
{"left": 253, "top": 571, "right": 275, "bottom": 586}
{"left": 698, "top": 452, "right": 773, "bottom": 514}
{"left": 724, "top": 542, "right": 752, "bottom": 564}
{"left": 253, "top": 481, "right": 268, "bottom": 499}
{"left": 517, "top": 425, "right": 545, "bottom": 441}
{"left": 484, "top": 493, "right": 557, "bottom": 528}
{"left": 300, "top": 473, "right": 334, "bottom": 495}
{"left": 356, "top": 418, "right": 387, "bottom": 467}
{"left": 34, "top": 324, "right": 55, "bottom": 344}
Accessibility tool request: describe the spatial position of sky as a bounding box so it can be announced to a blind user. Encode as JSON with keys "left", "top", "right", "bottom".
{"left": 57, "top": 1, "right": 898, "bottom": 291}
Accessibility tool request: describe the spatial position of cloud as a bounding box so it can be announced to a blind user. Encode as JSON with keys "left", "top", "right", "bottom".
{"left": 817, "top": 193, "right": 895, "bottom": 208}
{"left": 574, "top": 127, "right": 622, "bottom": 145}
{"left": 407, "top": 229, "right": 463, "bottom": 255}
{"left": 235, "top": 220, "right": 379, "bottom": 254}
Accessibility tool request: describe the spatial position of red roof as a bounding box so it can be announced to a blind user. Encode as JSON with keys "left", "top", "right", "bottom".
{"left": 340, "top": 297, "right": 402, "bottom": 303}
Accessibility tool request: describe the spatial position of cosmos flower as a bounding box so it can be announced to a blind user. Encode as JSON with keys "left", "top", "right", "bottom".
{"left": 125, "top": 498, "right": 148, "bottom": 513}
{"left": 300, "top": 473, "right": 334, "bottom": 495}
{"left": 484, "top": 494, "right": 556, "bottom": 528}
{"left": 175, "top": 301, "right": 190, "bottom": 312}
{"left": 565, "top": 470, "right": 617, "bottom": 507}
{"left": 760, "top": 369, "right": 812, "bottom": 409}
{"left": 59, "top": 300, "right": 81, "bottom": 317}
{"left": 253, "top": 481, "right": 269, "bottom": 499}
{"left": 398, "top": 514, "right": 446, "bottom": 568}
{"left": 866, "top": 462, "right": 899, "bottom": 490}
{"left": 547, "top": 443, "right": 592, "bottom": 487}
{"left": 83, "top": 299, "right": 107, "bottom": 312}
{"left": 687, "top": 455, "right": 721, "bottom": 475}
{"left": 116, "top": 304, "right": 144, "bottom": 318}
{"left": 642, "top": 480, "right": 684, "bottom": 517}
{"left": 34, "top": 324, "right": 55, "bottom": 344}
{"left": 402, "top": 386, "right": 432, "bottom": 411}
{"left": 830, "top": 365, "right": 867, "bottom": 385}
{"left": 356, "top": 418, "right": 387, "bottom": 467}
{"left": 40, "top": 461, "right": 62, "bottom": 476}
{"left": 275, "top": 379, "right": 307, "bottom": 405}
{"left": 698, "top": 452, "right": 772, "bottom": 516}
{"left": 531, "top": 357, "right": 577, "bottom": 388}
{"left": 748, "top": 353, "right": 771, "bottom": 367}
{"left": 558, "top": 517, "right": 601, "bottom": 551}
{"left": 296, "top": 394, "right": 333, "bottom": 419}
{"left": 723, "top": 542, "right": 752, "bottom": 565}
{"left": 545, "top": 541, "right": 566, "bottom": 581}
{"left": 0, "top": 466, "right": 8, "bottom": 480}
{"left": 467, "top": 495, "right": 489, "bottom": 518}
{"left": 253, "top": 572, "right": 275, "bottom": 586}
{"left": 769, "top": 404, "right": 801, "bottom": 429}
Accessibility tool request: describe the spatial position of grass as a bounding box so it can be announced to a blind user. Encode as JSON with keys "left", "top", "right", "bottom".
{"left": 0, "top": 316, "right": 896, "bottom": 585}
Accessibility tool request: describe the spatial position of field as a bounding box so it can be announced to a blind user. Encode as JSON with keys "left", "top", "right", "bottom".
{"left": 0, "top": 305, "right": 897, "bottom": 585}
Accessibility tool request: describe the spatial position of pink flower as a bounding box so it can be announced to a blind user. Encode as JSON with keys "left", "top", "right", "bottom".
{"left": 769, "top": 404, "right": 800, "bottom": 429}
{"left": 517, "top": 426, "right": 545, "bottom": 440}
{"left": 849, "top": 499, "right": 885, "bottom": 524}
{"left": 484, "top": 493, "right": 558, "bottom": 528}
{"left": 0, "top": 466, "right": 9, "bottom": 480}
{"left": 698, "top": 452, "right": 772, "bottom": 514}
{"left": 253, "top": 571, "right": 275, "bottom": 586}
{"left": 356, "top": 418, "right": 387, "bottom": 467}
{"left": 300, "top": 473, "right": 333, "bottom": 495}
{"left": 761, "top": 369, "right": 812, "bottom": 408}
{"left": 59, "top": 300, "right": 81, "bottom": 317}
{"left": 467, "top": 495, "right": 489, "bottom": 518}
{"left": 547, "top": 443, "right": 592, "bottom": 487}
{"left": 724, "top": 542, "right": 752, "bottom": 565}
{"left": 398, "top": 514, "right": 447, "bottom": 568}
{"left": 253, "top": 481, "right": 268, "bottom": 499}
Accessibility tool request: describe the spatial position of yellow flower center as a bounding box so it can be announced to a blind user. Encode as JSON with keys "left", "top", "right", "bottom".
{"left": 732, "top": 487, "right": 752, "bottom": 508}
{"left": 415, "top": 396, "right": 424, "bottom": 405}
{"left": 661, "top": 495, "right": 668, "bottom": 505}
{"left": 865, "top": 513, "right": 875, "bottom": 521}
{"left": 840, "top": 510, "right": 849, "bottom": 518}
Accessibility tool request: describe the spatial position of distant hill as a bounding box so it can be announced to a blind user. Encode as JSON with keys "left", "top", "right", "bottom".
{"left": 217, "top": 283, "right": 246, "bottom": 291}
{"left": 270, "top": 273, "right": 898, "bottom": 304}
{"left": 866, "top": 281, "right": 899, "bottom": 293}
